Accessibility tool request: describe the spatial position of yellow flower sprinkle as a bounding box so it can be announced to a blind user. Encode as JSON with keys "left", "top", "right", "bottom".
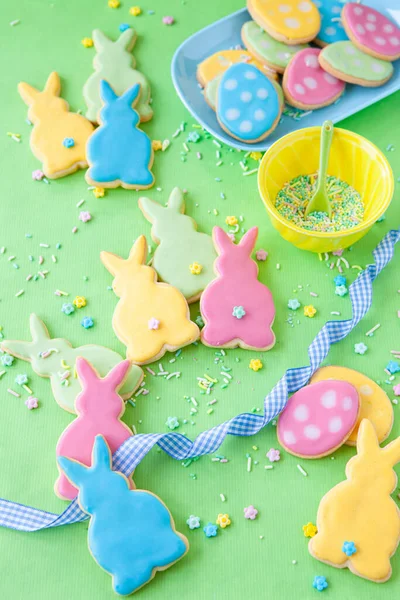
{"left": 249, "top": 358, "right": 263, "bottom": 372}
{"left": 304, "top": 305, "right": 317, "bottom": 318}
{"left": 216, "top": 513, "right": 231, "bottom": 529}
{"left": 129, "top": 5, "right": 141, "bottom": 15}
{"left": 73, "top": 296, "right": 87, "bottom": 309}
{"left": 189, "top": 262, "right": 203, "bottom": 275}
{"left": 302, "top": 522, "right": 317, "bottom": 538}
{"left": 250, "top": 151, "right": 262, "bottom": 161}
{"left": 152, "top": 140, "right": 162, "bottom": 151}
{"left": 108, "top": 0, "right": 120, "bottom": 6}
{"left": 93, "top": 187, "right": 105, "bottom": 198}
{"left": 225, "top": 215, "right": 238, "bottom": 226}
{"left": 81, "top": 37, "right": 94, "bottom": 48}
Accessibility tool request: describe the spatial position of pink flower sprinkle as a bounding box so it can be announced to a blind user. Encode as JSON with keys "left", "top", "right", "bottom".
{"left": 255, "top": 249, "right": 268, "bottom": 261}
{"left": 393, "top": 384, "right": 400, "bottom": 396}
{"left": 32, "top": 169, "right": 44, "bottom": 181}
{"left": 332, "top": 249, "right": 344, "bottom": 257}
{"left": 148, "top": 317, "right": 160, "bottom": 330}
{"left": 25, "top": 396, "right": 38, "bottom": 410}
{"left": 162, "top": 15, "right": 174, "bottom": 25}
{"left": 79, "top": 210, "right": 92, "bottom": 223}
{"left": 243, "top": 505, "right": 258, "bottom": 520}
{"left": 266, "top": 448, "right": 280, "bottom": 462}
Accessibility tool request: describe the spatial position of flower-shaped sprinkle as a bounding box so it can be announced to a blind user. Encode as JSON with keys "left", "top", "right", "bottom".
{"left": 189, "top": 262, "right": 203, "bottom": 275}
{"left": 79, "top": 211, "right": 92, "bottom": 223}
{"left": 32, "top": 169, "right": 45, "bottom": 181}
{"left": 232, "top": 306, "right": 246, "bottom": 319}
{"left": 243, "top": 505, "right": 258, "bottom": 520}
{"left": 302, "top": 522, "right": 318, "bottom": 538}
{"left": 386, "top": 360, "right": 400, "bottom": 375}
{"left": 255, "top": 249, "right": 268, "bottom": 261}
{"left": 73, "top": 295, "right": 87, "bottom": 309}
{"left": 62, "top": 137, "right": 75, "bottom": 148}
{"left": 354, "top": 342, "right": 368, "bottom": 355}
{"left": 342, "top": 541, "right": 357, "bottom": 556}
{"left": 266, "top": 448, "right": 280, "bottom": 463}
{"left": 61, "top": 302, "right": 75, "bottom": 316}
{"left": 1, "top": 354, "right": 14, "bottom": 367}
{"left": 108, "top": 0, "right": 120, "bottom": 7}
{"left": 216, "top": 513, "right": 231, "bottom": 529}
{"left": 335, "top": 285, "right": 348, "bottom": 297}
{"left": 81, "top": 37, "right": 94, "bottom": 48}
{"left": 148, "top": 317, "right": 160, "bottom": 330}
{"left": 203, "top": 523, "right": 218, "bottom": 538}
{"left": 165, "top": 416, "right": 179, "bottom": 430}
{"left": 187, "top": 131, "right": 201, "bottom": 143}
{"left": 334, "top": 275, "right": 347, "bottom": 286}
{"left": 304, "top": 305, "right": 317, "bottom": 318}
{"left": 250, "top": 151, "right": 262, "bottom": 161}
{"left": 312, "top": 576, "right": 328, "bottom": 592}
{"left": 288, "top": 298, "right": 301, "bottom": 310}
{"left": 186, "top": 515, "right": 201, "bottom": 530}
{"left": 81, "top": 316, "right": 94, "bottom": 329}
{"left": 152, "top": 140, "right": 162, "bottom": 151}
{"left": 225, "top": 216, "right": 238, "bottom": 226}
{"left": 162, "top": 15, "right": 175, "bottom": 25}
{"left": 249, "top": 358, "right": 263, "bottom": 372}
{"left": 129, "top": 5, "right": 141, "bottom": 16}
{"left": 119, "top": 23, "right": 130, "bottom": 32}
{"left": 15, "top": 373, "right": 29, "bottom": 386}
{"left": 393, "top": 383, "right": 400, "bottom": 396}
{"left": 25, "top": 396, "right": 39, "bottom": 410}
{"left": 93, "top": 187, "right": 105, "bottom": 198}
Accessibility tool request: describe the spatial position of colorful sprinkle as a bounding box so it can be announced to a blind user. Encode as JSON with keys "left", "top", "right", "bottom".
{"left": 304, "top": 305, "right": 317, "bottom": 318}
{"left": 225, "top": 216, "right": 238, "bottom": 226}
{"left": 312, "top": 576, "right": 328, "bottom": 592}
{"left": 162, "top": 15, "right": 175, "bottom": 25}
{"left": 216, "top": 514, "right": 231, "bottom": 528}
{"left": 255, "top": 249, "right": 268, "bottom": 261}
{"left": 266, "top": 448, "right": 280, "bottom": 463}
{"left": 303, "top": 522, "right": 318, "bottom": 538}
{"left": 186, "top": 515, "right": 201, "bottom": 530}
{"left": 334, "top": 275, "right": 347, "bottom": 286}
{"left": 25, "top": 396, "right": 39, "bottom": 410}
{"left": 165, "top": 416, "right": 180, "bottom": 430}
{"left": 62, "top": 137, "right": 75, "bottom": 148}
{"left": 81, "top": 37, "right": 94, "bottom": 48}
{"left": 32, "top": 169, "right": 44, "bottom": 181}
{"left": 386, "top": 360, "right": 400, "bottom": 375}
{"left": 119, "top": 23, "right": 130, "bottom": 32}
{"left": 288, "top": 298, "right": 301, "bottom": 310}
{"left": 249, "top": 358, "right": 263, "bottom": 372}
{"left": 342, "top": 541, "right": 357, "bottom": 557}
{"left": 189, "top": 262, "right": 203, "bottom": 275}
{"left": 335, "top": 285, "right": 348, "bottom": 297}
{"left": 93, "top": 187, "right": 105, "bottom": 198}
{"left": 79, "top": 211, "right": 92, "bottom": 223}
{"left": 148, "top": 317, "right": 160, "bottom": 330}
{"left": 243, "top": 505, "right": 258, "bottom": 520}
{"left": 81, "top": 316, "right": 94, "bottom": 329}
{"left": 129, "top": 6, "right": 141, "bottom": 16}
{"left": 354, "top": 342, "right": 368, "bottom": 355}
{"left": 152, "top": 140, "right": 162, "bottom": 151}
{"left": 73, "top": 296, "right": 87, "bottom": 309}
{"left": 232, "top": 306, "right": 246, "bottom": 319}
{"left": 15, "top": 374, "right": 29, "bottom": 385}
{"left": 61, "top": 303, "right": 75, "bottom": 316}
{"left": 203, "top": 523, "right": 218, "bottom": 538}
{"left": 1, "top": 354, "right": 14, "bottom": 367}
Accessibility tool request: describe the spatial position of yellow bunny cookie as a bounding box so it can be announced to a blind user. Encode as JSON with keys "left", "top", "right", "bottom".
{"left": 309, "top": 419, "right": 400, "bottom": 582}
{"left": 18, "top": 72, "right": 94, "bottom": 179}
{"left": 101, "top": 236, "right": 200, "bottom": 365}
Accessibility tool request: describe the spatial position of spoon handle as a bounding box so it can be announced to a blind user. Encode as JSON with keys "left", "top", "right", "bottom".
{"left": 317, "top": 120, "right": 334, "bottom": 192}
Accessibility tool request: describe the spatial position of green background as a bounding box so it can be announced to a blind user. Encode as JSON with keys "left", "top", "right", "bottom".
{"left": 0, "top": 0, "right": 399, "bottom": 598}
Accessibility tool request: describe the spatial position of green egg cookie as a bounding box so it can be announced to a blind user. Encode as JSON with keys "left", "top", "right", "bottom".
{"left": 319, "top": 41, "right": 394, "bottom": 87}
{"left": 241, "top": 21, "right": 309, "bottom": 74}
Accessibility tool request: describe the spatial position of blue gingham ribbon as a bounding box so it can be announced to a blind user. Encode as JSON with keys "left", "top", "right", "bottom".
{"left": 1, "top": 228, "right": 399, "bottom": 532}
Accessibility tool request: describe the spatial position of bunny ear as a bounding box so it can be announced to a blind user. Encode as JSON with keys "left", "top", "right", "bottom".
{"left": 356, "top": 419, "right": 380, "bottom": 457}
{"left": 18, "top": 82, "right": 40, "bottom": 106}
{"left": 100, "top": 80, "right": 118, "bottom": 105}
{"left": 57, "top": 456, "right": 88, "bottom": 489}
{"left": 44, "top": 72, "right": 61, "bottom": 97}
{"left": 213, "top": 226, "right": 233, "bottom": 255}
{"left": 382, "top": 436, "right": 400, "bottom": 466}
{"left": 120, "top": 83, "right": 140, "bottom": 107}
{"left": 128, "top": 236, "right": 148, "bottom": 266}
{"left": 92, "top": 29, "right": 111, "bottom": 51}
{"left": 92, "top": 435, "right": 112, "bottom": 470}
{"left": 167, "top": 188, "right": 185, "bottom": 214}
{"left": 0, "top": 340, "right": 32, "bottom": 361}
{"left": 105, "top": 360, "right": 132, "bottom": 391}
{"left": 76, "top": 357, "right": 99, "bottom": 389}
{"left": 100, "top": 250, "right": 125, "bottom": 276}
{"left": 30, "top": 314, "right": 51, "bottom": 343}
{"left": 138, "top": 196, "right": 165, "bottom": 223}
{"left": 116, "top": 28, "right": 136, "bottom": 50}
{"left": 239, "top": 227, "right": 258, "bottom": 254}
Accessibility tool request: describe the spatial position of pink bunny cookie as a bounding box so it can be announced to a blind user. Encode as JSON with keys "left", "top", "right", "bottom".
{"left": 55, "top": 357, "right": 134, "bottom": 501}
{"left": 277, "top": 380, "right": 360, "bottom": 458}
{"left": 342, "top": 3, "right": 400, "bottom": 62}
{"left": 200, "top": 226, "right": 275, "bottom": 350}
{"left": 283, "top": 48, "right": 345, "bottom": 110}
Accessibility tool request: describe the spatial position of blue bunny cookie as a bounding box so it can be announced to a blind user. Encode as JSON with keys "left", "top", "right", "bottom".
{"left": 85, "top": 81, "right": 154, "bottom": 190}
{"left": 216, "top": 63, "right": 282, "bottom": 144}
{"left": 314, "top": 0, "right": 349, "bottom": 47}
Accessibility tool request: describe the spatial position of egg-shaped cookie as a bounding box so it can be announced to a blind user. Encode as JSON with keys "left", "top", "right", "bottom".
{"left": 342, "top": 3, "right": 400, "bottom": 62}
{"left": 196, "top": 49, "right": 278, "bottom": 88}
{"left": 313, "top": 0, "right": 349, "bottom": 46}
{"left": 319, "top": 41, "right": 394, "bottom": 87}
{"left": 247, "top": 0, "right": 321, "bottom": 45}
{"left": 310, "top": 366, "right": 393, "bottom": 445}
{"left": 283, "top": 47, "right": 345, "bottom": 110}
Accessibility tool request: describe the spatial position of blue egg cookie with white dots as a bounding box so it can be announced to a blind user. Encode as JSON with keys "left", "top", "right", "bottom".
{"left": 216, "top": 63, "right": 283, "bottom": 144}
{"left": 314, "top": 0, "right": 349, "bottom": 46}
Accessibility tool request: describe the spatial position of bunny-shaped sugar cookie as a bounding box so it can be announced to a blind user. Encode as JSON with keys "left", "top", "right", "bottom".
{"left": 18, "top": 72, "right": 94, "bottom": 179}
{"left": 85, "top": 81, "right": 154, "bottom": 190}
{"left": 200, "top": 226, "right": 276, "bottom": 350}
{"left": 1, "top": 314, "right": 143, "bottom": 414}
{"left": 58, "top": 436, "right": 188, "bottom": 595}
{"left": 309, "top": 419, "right": 400, "bottom": 582}
{"left": 101, "top": 235, "right": 200, "bottom": 365}
{"left": 83, "top": 28, "right": 152, "bottom": 124}
{"left": 138, "top": 187, "right": 217, "bottom": 303}
{"left": 55, "top": 358, "right": 134, "bottom": 501}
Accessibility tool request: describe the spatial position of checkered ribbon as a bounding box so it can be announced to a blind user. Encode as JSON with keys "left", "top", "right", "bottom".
{"left": 1, "top": 228, "right": 399, "bottom": 533}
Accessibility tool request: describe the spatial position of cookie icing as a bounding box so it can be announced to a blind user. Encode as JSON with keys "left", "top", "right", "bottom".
{"left": 58, "top": 436, "right": 188, "bottom": 595}
{"left": 320, "top": 41, "right": 394, "bottom": 83}
{"left": 284, "top": 47, "right": 345, "bottom": 107}
{"left": 85, "top": 81, "right": 154, "bottom": 190}
{"left": 55, "top": 358, "right": 134, "bottom": 500}
{"left": 309, "top": 419, "right": 400, "bottom": 582}
{"left": 83, "top": 29, "right": 152, "bottom": 123}
{"left": 342, "top": 3, "right": 400, "bottom": 61}
{"left": 138, "top": 187, "right": 217, "bottom": 303}
{"left": 18, "top": 72, "right": 94, "bottom": 179}
{"left": 101, "top": 235, "right": 200, "bottom": 365}
{"left": 1, "top": 314, "right": 143, "bottom": 414}
{"left": 247, "top": 0, "right": 321, "bottom": 43}
{"left": 242, "top": 20, "right": 309, "bottom": 72}
{"left": 217, "top": 63, "right": 281, "bottom": 143}
{"left": 314, "top": 0, "right": 349, "bottom": 45}
{"left": 200, "top": 227, "right": 276, "bottom": 350}
{"left": 197, "top": 49, "right": 278, "bottom": 87}
{"left": 310, "top": 366, "right": 393, "bottom": 445}
{"left": 206, "top": 74, "right": 284, "bottom": 112}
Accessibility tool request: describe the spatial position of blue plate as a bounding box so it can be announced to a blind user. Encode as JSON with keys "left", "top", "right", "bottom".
{"left": 171, "top": 2, "right": 400, "bottom": 151}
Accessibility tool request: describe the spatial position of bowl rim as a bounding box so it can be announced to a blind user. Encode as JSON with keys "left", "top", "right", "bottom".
{"left": 258, "top": 125, "right": 394, "bottom": 240}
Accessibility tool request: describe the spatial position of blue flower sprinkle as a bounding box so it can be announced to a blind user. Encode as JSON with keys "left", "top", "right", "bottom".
{"left": 81, "top": 316, "right": 94, "bottom": 329}
{"left": 386, "top": 360, "right": 400, "bottom": 375}
{"left": 232, "top": 306, "right": 246, "bottom": 319}
{"left": 312, "top": 575, "right": 328, "bottom": 592}
{"left": 1, "top": 354, "right": 14, "bottom": 367}
{"left": 62, "top": 137, "right": 75, "bottom": 148}
{"left": 203, "top": 522, "right": 218, "bottom": 538}
{"left": 288, "top": 298, "right": 301, "bottom": 310}
{"left": 61, "top": 303, "right": 75, "bottom": 315}
{"left": 334, "top": 275, "right": 347, "bottom": 286}
{"left": 119, "top": 23, "right": 130, "bottom": 32}
{"left": 342, "top": 541, "right": 357, "bottom": 556}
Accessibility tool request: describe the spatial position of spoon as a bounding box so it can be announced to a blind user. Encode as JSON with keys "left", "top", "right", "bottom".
{"left": 305, "top": 120, "right": 334, "bottom": 219}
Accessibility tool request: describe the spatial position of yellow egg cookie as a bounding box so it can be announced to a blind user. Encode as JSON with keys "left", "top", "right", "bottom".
{"left": 197, "top": 49, "right": 278, "bottom": 88}
{"left": 309, "top": 419, "right": 400, "bottom": 582}
{"left": 246, "top": 0, "right": 320, "bottom": 45}
{"left": 310, "top": 366, "right": 393, "bottom": 445}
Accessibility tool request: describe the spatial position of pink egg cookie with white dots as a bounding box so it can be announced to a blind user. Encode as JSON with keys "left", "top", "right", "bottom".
{"left": 282, "top": 48, "right": 345, "bottom": 110}
{"left": 277, "top": 380, "right": 360, "bottom": 458}
{"left": 342, "top": 3, "right": 400, "bottom": 62}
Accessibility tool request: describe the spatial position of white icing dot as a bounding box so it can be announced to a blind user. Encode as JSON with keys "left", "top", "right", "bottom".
{"left": 329, "top": 416, "right": 343, "bottom": 434}
{"left": 294, "top": 83, "right": 306, "bottom": 95}
{"left": 285, "top": 18, "right": 300, "bottom": 29}
{"left": 325, "top": 26, "right": 337, "bottom": 36}
{"left": 342, "top": 396, "right": 353, "bottom": 411}
{"left": 304, "top": 425, "right": 321, "bottom": 440}
{"left": 305, "top": 54, "right": 319, "bottom": 68}
{"left": 356, "top": 24, "right": 366, "bottom": 35}
{"left": 254, "top": 109, "right": 266, "bottom": 121}
{"left": 298, "top": 1, "right": 312, "bottom": 12}
{"left": 278, "top": 4, "right": 291, "bottom": 13}
{"left": 371, "top": 62, "right": 385, "bottom": 73}
{"left": 304, "top": 76, "right": 318, "bottom": 89}
{"left": 359, "top": 384, "right": 373, "bottom": 396}
{"left": 283, "top": 430, "right": 297, "bottom": 445}
{"left": 353, "top": 6, "right": 363, "bottom": 16}
{"left": 225, "top": 108, "right": 240, "bottom": 121}
{"left": 374, "top": 36, "right": 387, "bottom": 46}
{"left": 321, "top": 390, "right": 337, "bottom": 409}
{"left": 324, "top": 72, "right": 339, "bottom": 84}
{"left": 257, "top": 88, "right": 269, "bottom": 99}
{"left": 331, "top": 5, "right": 341, "bottom": 14}
{"left": 240, "top": 91, "right": 252, "bottom": 102}
{"left": 260, "top": 39, "right": 271, "bottom": 49}
{"left": 384, "top": 24, "right": 394, "bottom": 34}
{"left": 239, "top": 120, "right": 253, "bottom": 133}
{"left": 366, "top": 12, "right": 377, "bottom": 23}
{"left": 277, "top": 51, "right": 291, "bottom": 60}
{"left": 353, "top": 58, "right": 363, "bottom": 67}
{"left": 389, "top": 36, "right": 400, "bottom": 46}
{"left": 365, "top": 23, "right": 376, "bottom": 32}
{"left": 244, "top": 70, "right": 257, "bottom": 80}
{"left": 224, "top": 79, "right": 238, "bottom": 91}
{"left": 345, "top": 44, "right": 356, "bottom": 55}
{"left": 294, "top": 404, "right": 309, "bottom": 422}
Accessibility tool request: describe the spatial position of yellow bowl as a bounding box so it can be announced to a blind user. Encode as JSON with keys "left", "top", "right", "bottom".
{"left": 258, "top": 126, "right": 394, "bottom": 253}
